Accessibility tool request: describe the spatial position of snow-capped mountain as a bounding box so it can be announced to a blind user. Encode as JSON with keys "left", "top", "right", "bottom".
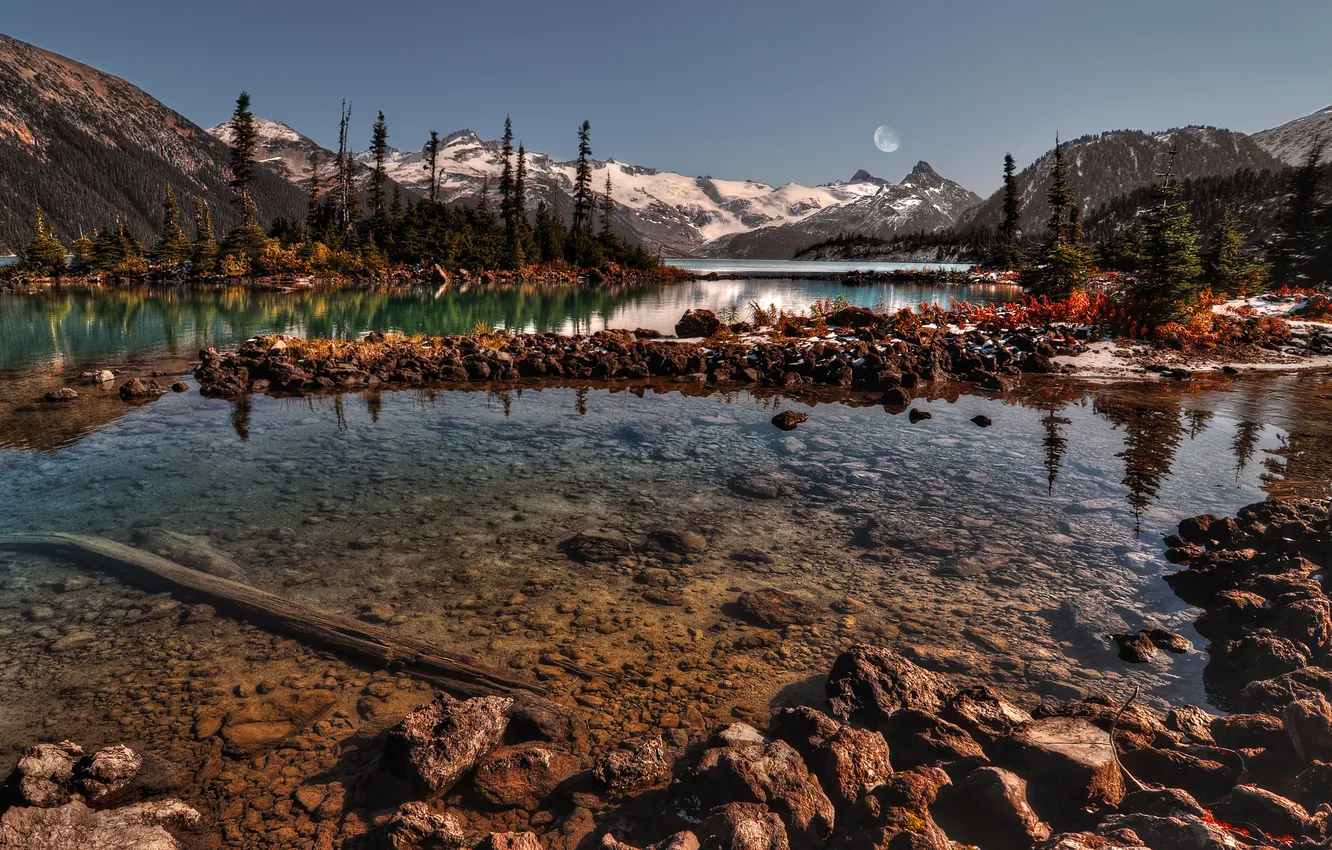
{"left": 961, "top": 127, "right": 1285, "bottom": 235}
{"left": 696, "top": 162, "right": 982, "bottom": 259}
{"left": 1253, "top": 104, "right": 1332, "bottom": 166}
{"left": 0, "top": 34, "right": 306, "bottom": 252}
{"left": 207, "top": 118, "right": 904, "bottom": 256}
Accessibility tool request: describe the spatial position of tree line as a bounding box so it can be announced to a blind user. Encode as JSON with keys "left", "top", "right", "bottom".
{"left": 992, "top": 136, "right": 1332, "bottom": 322}
{"left": 15, "top": 94, "right": 659, "bottom": 278}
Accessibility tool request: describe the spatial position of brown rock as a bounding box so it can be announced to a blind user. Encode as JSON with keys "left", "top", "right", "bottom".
{"left": 384, "top": 693, "right": 513, "bottom": 795}
{"left": 381, "top": 801, "right": 465, "bottom": 850}
{"left": 879, "top": 709, "right": 984, "bottom": 769}
{"left": 1210, "top": 784, "right": 1310, "bottom": 840}
{"left": 1001, "top": 717, "right": 1125, "bottom": 828}
{"left": 474, "top": 744, "right": 578, "bottom": 810}
{"left": 734, "top": 588, "right": 817, "bottom": 628}
{"left": 675, "top": 310, "right": 722, "bottom": 338}
{"left": 479, "top": 833, "right": 545, "bottom": 850}
{"left": 688, "top": 736, "right": 835, "bottom": 848}
{"left": 0, "top": 800, "right": 200, "bottom": 850}
{"left": 118, "top": 378, "right": 164, "bottom": 401}
{"left": 592, "top": 736, "right": 671, "bottom": 797}
{"left": 937, "top": 766, "right": 1051, "bottom": 850}
{"left": 771, "top": 411, "right": 808, "bottom": 431}
{"left": 701, "top": 803, "right": 790, "bottom": 850}
{"left": 1285, "top": 693, "right": 1332, "bottom": 765}
{"left": 825, "top": 645, "right": 959, "bottom": 724}
{"left": 73, "top": 745, "right": 143, "bottom": 803}
{"left": 943, "top": 686, "right": 1033, "bottom": 747}
{"left": 12, "top": 741, "right": 84, "bottom": 808}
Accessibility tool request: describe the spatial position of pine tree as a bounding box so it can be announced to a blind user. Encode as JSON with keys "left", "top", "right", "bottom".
{"left": 391, "top": 185, "right": 403, "bottom": 228}
{"left": 1271, "top": 139, "right": 1326, "bottom": 285}
{"left": 1134, "top": 151, "right": 1203, "bottom": 321}
{"left": 499, "top": 117, "right": 522, "bottom": 269}
{"left": 1021, "top": 135, "right": 1091, "bottom": 297}
{"left": 306, "top": 153, "right": 323, "bottom": 232}
{"left": 534, "top": 200, "right": 564, "bottom": 263}
{"left": 155, "top": 186, "right": 188, "bottom": 260}
{"left": 572, "top": 120, "right": 594, "bottom": 235}
{"left": 997, "top": 152, "right": 1022, "bottom": 269}
{"left": 514, "top": 143, "right": 531, "bottom": 257}
{"left": 228, "top": 91, "right": 259, "bottom": 224}
{"left": 369, "top": 111, "right": 390, "bottom": 233}
{"left": 1207, "top": 212, "right": 1253, "bottom": 295}
{"left": 599, "top": 172, "right": 615, "bottom": 243}
{"left": 424, "top": 130, "right": 441, "bottom": 203}
{"left": 21, "top": 204, "right": 66, "bottom": 275}
{"left": 71, "top": 233, "right": 94, "bottom": 273}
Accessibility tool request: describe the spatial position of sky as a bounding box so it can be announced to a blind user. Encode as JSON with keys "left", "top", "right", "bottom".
{"left": 6, "top": 0, "right": 1332, "bottom": 195}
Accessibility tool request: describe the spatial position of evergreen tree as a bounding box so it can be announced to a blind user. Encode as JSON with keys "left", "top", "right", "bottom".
{"left": 571, "top": 120, "right": 594, "bottom": 235}
{"left": 156, "top": 186, "right": 188, "bottom": 260}
{"left": 599, "top": 172, "right": 615, "bottom": 242}
{"left": 534, "top": 200, "right": 565, "bottom": 263}
{"left": 499, "top": 116, "right": 522, "bottom": 269}
{"left": 1134, "top": 152, "right": 1203, "bottom": 321}
{"left": 1096, "top": 225, "right": 1144, "bottom": 273}
{"left": 1271, "top": 139, "right": 1326, "bottom": 285}
{"left": 997, "top": 152, "right": 1022, "bottom": 269}
{"left": 1312, "top": 198, "right": 1332, "bottom": 286}
{"left": 21, "top": 204, "right": 66, "bottom": 275}
{"left": 1021, "top": 136, "right": 1092, "bottom": 296}
{"left": 71, "top": 233, "right": 94, "bottom": 273}
{"left": 228, "top": 91, "right": 260, "bottom": 224}
{"left": 391, "top": 185, "right": 403, "bottom": 227}
{"left": 514, "top": 143, "right": 532, "bottom": 259}
{"left": 1207, "top": 212, "right": 1257, "bottom": 295}
{"left": 424, "top": 130, "right": 441, "bottom": 203}
{"left": 307, "top": 153, "right": 322, "bottom": 232}
{"left": 369, "top": 111, "right": 390, "bottom": 233}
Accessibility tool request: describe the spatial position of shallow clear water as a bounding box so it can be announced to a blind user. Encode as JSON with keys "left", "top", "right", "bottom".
{"left": 0, "top": 278, "right": 1018, "bottom": 372}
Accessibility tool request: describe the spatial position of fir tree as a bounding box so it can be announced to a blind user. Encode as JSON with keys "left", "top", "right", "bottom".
{"left": 997, "top": 152, "right": 1022, "bottom": 269}
{"left": 21, "top": 204, "right": 66, "bottom": 275}
{"left": 514, "top": 143, "right": 531, "bottom": 257}
{"left": 572, "top": 120, "right": 594, "bottom": 235}
{"left": 424, "top": 130, "right": 441, "bottom": 203}
{"left": 228, "top": 91, "right": 260, "bottom": 224}
{"left": 71, "top": 233, "right": 94, "bottom": 273}
{"left": 369, "top": 111, "right": 390, "bottom": 233}
{"left": 1206, "top": 212, "right": 1255, "bottom": 295}
{"left": 499, "top": 116, "right": 515, "bottom": 238}
{"left": 1271, "top": 139, "right": 1326, "bottom": 285}
{"left": 599, "top": 172, "right": 615, "bottom": 243}
{"left": 1134, "top": 151, "right": 1203, "bottom": 321}
{"left": 307, "top": 153, "right": 322, "bottom": 232}
{"left": 391, "top": 186, "right": 403, "bottom": 227}
{"left": 534, "top": 200, "right": 564, "bottom": 263}
{"left": 1021, "top": 135, "right": 1092, "bottom": 297}
{"left": 156, "top": 186, "right": 188, "bottom": 260}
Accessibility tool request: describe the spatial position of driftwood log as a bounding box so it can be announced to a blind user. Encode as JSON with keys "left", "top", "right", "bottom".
{"left": 0, "top": 532, "right": 544, "bottom": 699}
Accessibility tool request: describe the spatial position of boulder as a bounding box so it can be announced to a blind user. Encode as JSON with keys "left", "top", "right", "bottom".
{"left": 688, "top": 737, "right": 835, "bottom": 847}
{"left": 557, "top": 533, "right": 634, "bottom": 564}
{"left": 11, "top": 741, "right": 84, "bottom": 808}
{"left": 384, "top": 694, "right": 513, "bottom": 795}
{"left": 592, "top": 736, "right": 671, "bottom": 797}
{"left": 1116, "top": 747, "right": 1237, "bottom": 804}
{"left": 479, "top": 833, "right": 545, "bottom": 850}
{"left": 1117, "top": 787, "right": 1206, "bottom": 820}
{"left": 473, "top": 744, "right": 578, "bottom": 810}
{"left": 0, "top": 799, "right": 200, "bottom": 850}
{"left": 936, "top": 766, "right": 1051, "bottom": 850}
{"left": 1096, "top": 813, "right": 1238, "bottom": 850}
{"left": 879, "top": 709, "right": 984, "bottom": 769}
{"left": 942, "top": 686, "right": 1032, "bottom": 747}
{"left": 701, "top": 803, "right": 790, "bottom": 850}
{"left": 771, "top": 411, "right": 808, "bottom": 431}
{"left": 381, "top": 801, "right": 465, "bottom": 850}
{"left": 1000, "top": 717, "right": 1125, "bottom": 828}
{"left": 118, "top": 378, "right": 164, "bottom": 401}
{"left": 44, "top": 388, "right": 78, "bottom": 402}
{"left": 1164, "top": 706, "right": 1215, "bottom": 745}
{"left": 1287, "top": 693, "right": 1332, "bottom": 764}
{"left": 73, "top": 745, "right": 143, "bottom": 803}
{"left": 825, "top": 645, "right": 959, "bottom": 724}
{"left": 1209, "top": 713, "right": 1287, "bottom": 751}
{"left": 734, "top": 588, "right": 817, "bottom": 628}
{"left": 1205, "top": 632, "right": 1309, "bottom": 699}
{"left": 857, "top": 767, "right": 952, "bottom": 850}
{"left": 675, "top": 310, "right": 722, "bottom": 339}
{"left": 646, "top": 530, "right": 709, "bottom": 555}
{"left": 1291, "top": 761, "right": 1332, "bottom": 812}
{"left": 1210, "top": 784, "right": 1310, "bottom": 840}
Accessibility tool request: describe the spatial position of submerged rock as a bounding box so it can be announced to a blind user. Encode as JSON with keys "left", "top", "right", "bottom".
{"left": 385, "top": 694, "right": 513, "bottom": 795}
{"left": 771, "top": 410, "right": 808, "bottom": 431}
{"left": 118, "top": 378, "right": 165, "bottom": 401}
{"left": 734, "top": 588, "right": 818, "bottom": 628}
{"left": 593, "top": 735, "right": 671, "bottom": 797}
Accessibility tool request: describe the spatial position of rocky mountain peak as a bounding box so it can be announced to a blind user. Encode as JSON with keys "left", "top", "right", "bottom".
{"left": 904, "top": 161, "right": 942, "bottom": 184}
{"left": 849, "top": 169, "right": 891, "bottom": 187}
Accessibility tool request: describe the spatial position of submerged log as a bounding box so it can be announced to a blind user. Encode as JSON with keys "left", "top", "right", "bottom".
{"left": 0, "top": 532, "right": 543, "bottom": 699}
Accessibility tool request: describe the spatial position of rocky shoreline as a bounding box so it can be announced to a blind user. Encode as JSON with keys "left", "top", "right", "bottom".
{"left": 192, "top": 308, "right": 1082, "bottom": 403}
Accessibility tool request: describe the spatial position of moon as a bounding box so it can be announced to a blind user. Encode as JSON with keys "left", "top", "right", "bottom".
{"left": 873, "top": 125, "right": 900, "bottom": 153}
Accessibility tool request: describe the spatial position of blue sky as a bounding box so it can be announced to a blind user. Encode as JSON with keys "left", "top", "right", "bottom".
{"left": 7, "top": 0, "right": 1331, "bottom": 194}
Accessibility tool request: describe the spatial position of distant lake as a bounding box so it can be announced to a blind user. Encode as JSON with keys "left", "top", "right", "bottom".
{"left": 665, "top": 258, "right": 974, "bottom": 274}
